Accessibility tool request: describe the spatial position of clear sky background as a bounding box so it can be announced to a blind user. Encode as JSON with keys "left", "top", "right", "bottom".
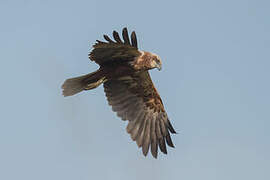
{"left": 0, "top": 0, "right": 269, "bottom": 180}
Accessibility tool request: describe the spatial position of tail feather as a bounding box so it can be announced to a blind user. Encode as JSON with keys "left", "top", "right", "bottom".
{"left": 61, "top": 70, "right": 105, "bottom": 97}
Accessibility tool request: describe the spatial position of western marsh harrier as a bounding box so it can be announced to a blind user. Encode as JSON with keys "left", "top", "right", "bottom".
{"left": 62, "top": 28, "right": 176, "bottom": 158}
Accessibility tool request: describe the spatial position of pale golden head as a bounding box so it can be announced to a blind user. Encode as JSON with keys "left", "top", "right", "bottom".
{"left": 150, "top": 53, "right": 162, "bottom": 71}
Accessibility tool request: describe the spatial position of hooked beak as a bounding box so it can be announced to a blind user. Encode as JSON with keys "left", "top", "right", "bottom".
{"left": 156, "top": 62, "right": 162, "bottom": 71}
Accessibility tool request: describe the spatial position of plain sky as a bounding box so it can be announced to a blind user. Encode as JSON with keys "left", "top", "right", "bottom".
{"left": 0, "top": 0, "right": 269, "bottom": 180}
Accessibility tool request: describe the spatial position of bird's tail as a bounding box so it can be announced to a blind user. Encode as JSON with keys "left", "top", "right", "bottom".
{"left": 61, "top": 69, "right": 106, "bottom": 97}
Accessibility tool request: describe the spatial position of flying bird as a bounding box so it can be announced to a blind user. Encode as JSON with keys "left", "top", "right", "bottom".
{"left": 62, "top": 28, "right": 176, "bottom": 158}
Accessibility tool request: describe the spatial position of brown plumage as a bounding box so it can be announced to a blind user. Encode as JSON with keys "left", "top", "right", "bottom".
{"left": 61, "top": 27, "right": 176, "bottom": 158}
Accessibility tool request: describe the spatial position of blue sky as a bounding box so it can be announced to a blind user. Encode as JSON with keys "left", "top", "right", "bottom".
{"left": 0, "top": 0, "right": 269, "bottom": 180}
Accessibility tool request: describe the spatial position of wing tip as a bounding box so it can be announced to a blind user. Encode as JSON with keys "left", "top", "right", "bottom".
{"left": 92, "top": 27, "right": 138, "bottom": 48}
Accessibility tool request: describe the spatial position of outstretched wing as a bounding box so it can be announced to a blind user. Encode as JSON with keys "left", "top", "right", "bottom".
{"left": 89, "top": 28, "right": 141, "bottom": 66}
{"left": 103, "top": 71, "right": 176, "bottom": 158}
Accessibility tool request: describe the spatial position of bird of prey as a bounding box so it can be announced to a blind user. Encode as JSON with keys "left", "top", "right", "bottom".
{"left": 62, "top": 28, "right": 176, "bottom": 158}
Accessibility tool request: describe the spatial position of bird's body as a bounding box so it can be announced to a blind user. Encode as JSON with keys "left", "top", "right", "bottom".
{"left": 62, "top": 28, "right": 176, "bottom": 158}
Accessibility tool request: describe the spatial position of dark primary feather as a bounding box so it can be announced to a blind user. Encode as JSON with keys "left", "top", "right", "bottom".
{"left": 131, "top": 31, "right": 138, "bottom": 48}
{"left": 122, "top": 28, "right": 131, "bottom": 45}
{"left": 113, "top": 31, "right": 123, "bottom": 43}
{"left": 103, "top": 71, "right": 176, "bottom": 158}
{"left": 103, "top": 35, "right": 114, "bottom": 43}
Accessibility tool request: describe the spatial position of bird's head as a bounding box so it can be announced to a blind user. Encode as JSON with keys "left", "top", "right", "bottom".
{"left": 134, "top": 51, "right": 163, "bottom": 71}
{"left": 150, "top": 53, "right": 162, "bottom": 71}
